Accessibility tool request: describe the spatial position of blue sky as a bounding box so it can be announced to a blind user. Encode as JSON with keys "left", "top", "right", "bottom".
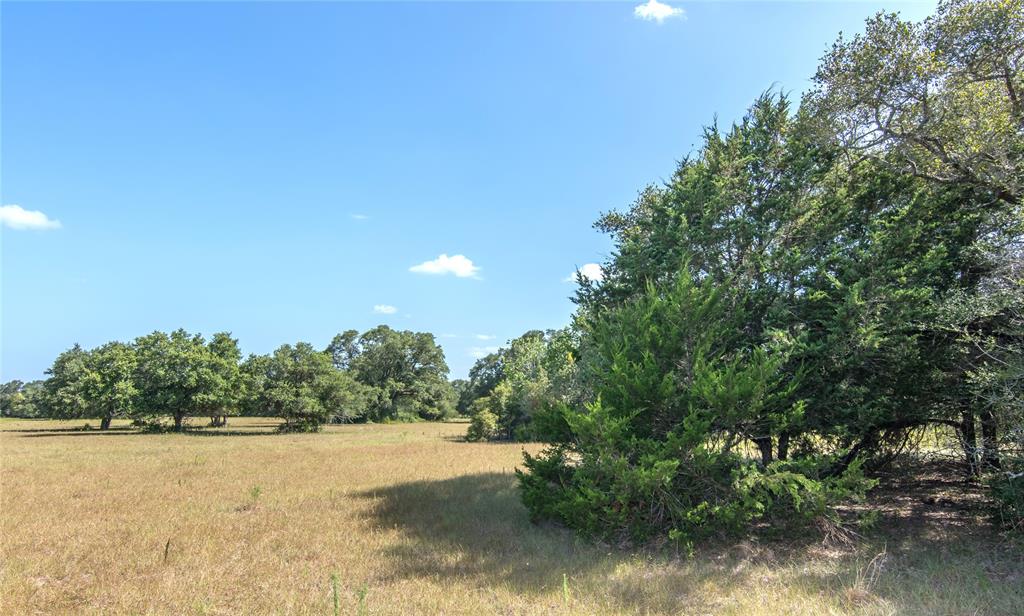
{"left": 1, "top": 0, "right": 935, "bottom": 380}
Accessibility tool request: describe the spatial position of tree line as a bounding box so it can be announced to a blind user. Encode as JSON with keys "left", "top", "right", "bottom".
{"left": 460, "top": 0, "right": 1023, "bottom": 538}
{"left": 0, "top": 325, "right": 456, "bottom": 432}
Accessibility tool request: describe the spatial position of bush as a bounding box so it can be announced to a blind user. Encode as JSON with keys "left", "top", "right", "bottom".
{"left": 526, "top": 403, "right": 573, "bottom": 443}
{"left": 517, "top": 272, "right": 873, "bottom": 546}
{"left": 466, "top": 410, "right": 498, "bottom": 442}
{"left": 134, "top": 419, "right": 178, "bottom": 433}
{"left": 277, "top": 420, "right": 322, "bottom": 433}
{"left": 989, "top": 473, "right": 1024, "bottom": 531}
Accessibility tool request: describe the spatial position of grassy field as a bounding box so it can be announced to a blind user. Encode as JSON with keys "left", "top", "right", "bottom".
{"left": 1, "top": 418, "right": 1021, "bottom": 615}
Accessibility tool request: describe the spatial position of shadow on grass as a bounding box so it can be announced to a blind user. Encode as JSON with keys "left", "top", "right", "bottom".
{"left": 172, "top": 429, "right": 280, "bottom": 437}
{"left": 10, "top": 426, "right": 280, "bottom": 438}
{"left": 2, "top": 427, "right": 136, "bottom": 434}
{"left": 354, "top": 467, "right": 1024, "bottom": 614}
{"left": 353, "top": 472, "right": 762, "bottom": 613}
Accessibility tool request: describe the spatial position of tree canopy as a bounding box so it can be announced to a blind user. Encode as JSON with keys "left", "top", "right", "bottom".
{"left": 515, "top": 0, "right": 1024, "bottom": 541}
{"left": 346, "top": 325, "right": 455, "bottom": 421}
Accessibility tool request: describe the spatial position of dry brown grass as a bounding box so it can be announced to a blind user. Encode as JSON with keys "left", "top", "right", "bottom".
{"left": 2, "top": 418, "right": 1022, "bottom": 615}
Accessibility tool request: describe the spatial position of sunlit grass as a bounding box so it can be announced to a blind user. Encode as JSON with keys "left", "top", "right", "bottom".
{"left": 1, "top": 418, "right": 1020, "bottom": 615}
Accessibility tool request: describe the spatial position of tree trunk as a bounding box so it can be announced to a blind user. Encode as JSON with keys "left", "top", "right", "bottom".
{"left": 959, "top": 410, "right": 979, "bottom": 475}
{"left": 753, "top": 436, "right": 773, "bottom": 466}
{"left": 827, "top": 430, "right": 878, "bottom": 477}
{"left": 980, "top": 407, "right": 1001, "bottom": 470}
{"left": 777, "top": 433, "right": 791, "bottom": 461}
{"left": 174, "top": 414, "right": 184, "bottom": 432}
{"left": 100, "top": 416, "right": 112, "bottom": 430}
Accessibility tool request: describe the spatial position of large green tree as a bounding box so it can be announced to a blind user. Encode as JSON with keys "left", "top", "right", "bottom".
{"left": 580, "top": 93, "right": 833, "bottom": 465}
{"left": 253, "top": 342, "right": 372, "bottom": 430}
{"left": 203, "top": 332, "right": 243, "bottom": 427}
{"left": 520, "top": 0, "right": 1024, "bottom": 541}
{"left": 84, "top": 341, "right": 138, "bottom": 429}
{"left": 239, "top": 353, "right": 273, "bottom": 416}
{"left": 809, "top": 0, "right": 1024, "bottom": 471}
{"left": 347, "top": 326, "right": 454, "bottom": 421}
{"left": 458, "top": 350, "right": 505, "bottom": 415}
{"left": 43, "top": 344, "right": 92, "bottom": 421}
{"left": 132, "top": 330, "right": 226, "bottom": 431}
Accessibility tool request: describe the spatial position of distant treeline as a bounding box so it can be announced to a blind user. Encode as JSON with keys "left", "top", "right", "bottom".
{"left": 458, "top": 0, "right": 1024, "bottom": 539}
{"left": 0, "top": 325, "right": 457, "bottom": 432}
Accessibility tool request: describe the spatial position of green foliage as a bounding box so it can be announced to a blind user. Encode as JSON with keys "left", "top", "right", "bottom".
{"left": 518, "top": 272, "right": 873, "bottom": 545}
{"left": 28, "top": 323, "right": 456, "bottom": 430}
{"left": 131, "top": 330, "right": 229, "bottom": 431}
{"left": 202, "top": 332, "right": 242, "bottom": 426}
{"left": 7, "top": 2, "right": 1020, "bottom": 545}
{"left": 466, "top": 409, "right": 499, "bottom": 442}
{"left": 450, "top": 379, "right": 470, "bottom": 415}
{"left": 42, "top": 340, "right": 139, "bottom": 428}
{"left": 85, "top": 342, "right": 139, "bottom": 428}
{"left": 43, "top": 344, "right": 92, "bottom": 420}
{"left": 0, "top": 380, "right": 47, "bottom": 418}
{"left": 524, "top": 403, "right": 573, "bottom": 444}
{"left": 989, "top": 471, "right": 1024, "bottom": 531}
{"left": 460, "top": 328, "right": 580, "bottom": 441}
{"left": 458, "top": 351, "right": 505, "bottom": 414}
{"left": 355, "top": 584, "right": 368, "bottom": 616}
{"left": 331, "top": 572, "right": 340, "bottom": 616}
{"left": 521, "top": 1, "right": 1024, "bottom": 541}
{"left": 809, "top": 0, "right": 1023, "bottom": 206}
{"left": 239, "top": 353, "right": 273, "bottom": 416}
{"left": 347, "top": 325, "right": 454, "bottom": 422}
{"left": 249, "top": 342, "right": 371, "bottom": 431}
{"left": 325, "top": 330, "right": 360, "bottom": 371}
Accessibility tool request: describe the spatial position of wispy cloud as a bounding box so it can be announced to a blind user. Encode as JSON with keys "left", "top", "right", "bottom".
{"left": 634, "top": 0, "right": 685, "bottom": 23}
{"left": 475, "top": 334, "right": 496, "bottom": 341}
{"left": 373, "top": 304, "right": 398, "bottom": 314}
{"left": 0, "top": 205, "right": 61, "bottom": 231}
{"left": 351, "top": 213, "right": 370, "bottom": 220}
{"left": 564, "top": 263, "right": 605, "bottom": 283}
{"left": 469, "top": 345, "right": 500, "bottom": 359}
{"left": 409, "top": 254, "right": 481, "bottom": 278}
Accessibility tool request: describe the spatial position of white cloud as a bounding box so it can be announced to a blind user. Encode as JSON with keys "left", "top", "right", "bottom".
{"left": 409, "top": 254, "right": 481, "bottom": 278}
{"left": 634, "top": 0, "right": 685, "bottom": 23}
{"left": 351, "top": 214, "right": 369, "bottom": 220}
{"left": 469, "top": 346, "right": 500, "bottom": 359}
{"left": 565, "top": 263, "right": 605, "bottom": 283}
{"left": 373, "top": 304, "right": 398, "bottom": 314}
{"left": 475, "top": 334, "right": 496, "bottom": 341}
{"left": 0, "top": 205, "right": 61, "bottom": 231}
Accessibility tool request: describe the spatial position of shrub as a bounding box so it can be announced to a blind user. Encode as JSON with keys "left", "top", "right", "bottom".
{"left": 277, "top": 419, "right": 323, "bottom": 433}
{"left": 466, "top": 410, "right": 498, "bottom": 442}
{"left": 989, "top": 472, "right": 1024, "bottom": 532}
{"left": 526, "top": 403, "right": 573, "bottom": 443}
{"left": 518, "top": 272, "right": 873, "bottom": 546}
